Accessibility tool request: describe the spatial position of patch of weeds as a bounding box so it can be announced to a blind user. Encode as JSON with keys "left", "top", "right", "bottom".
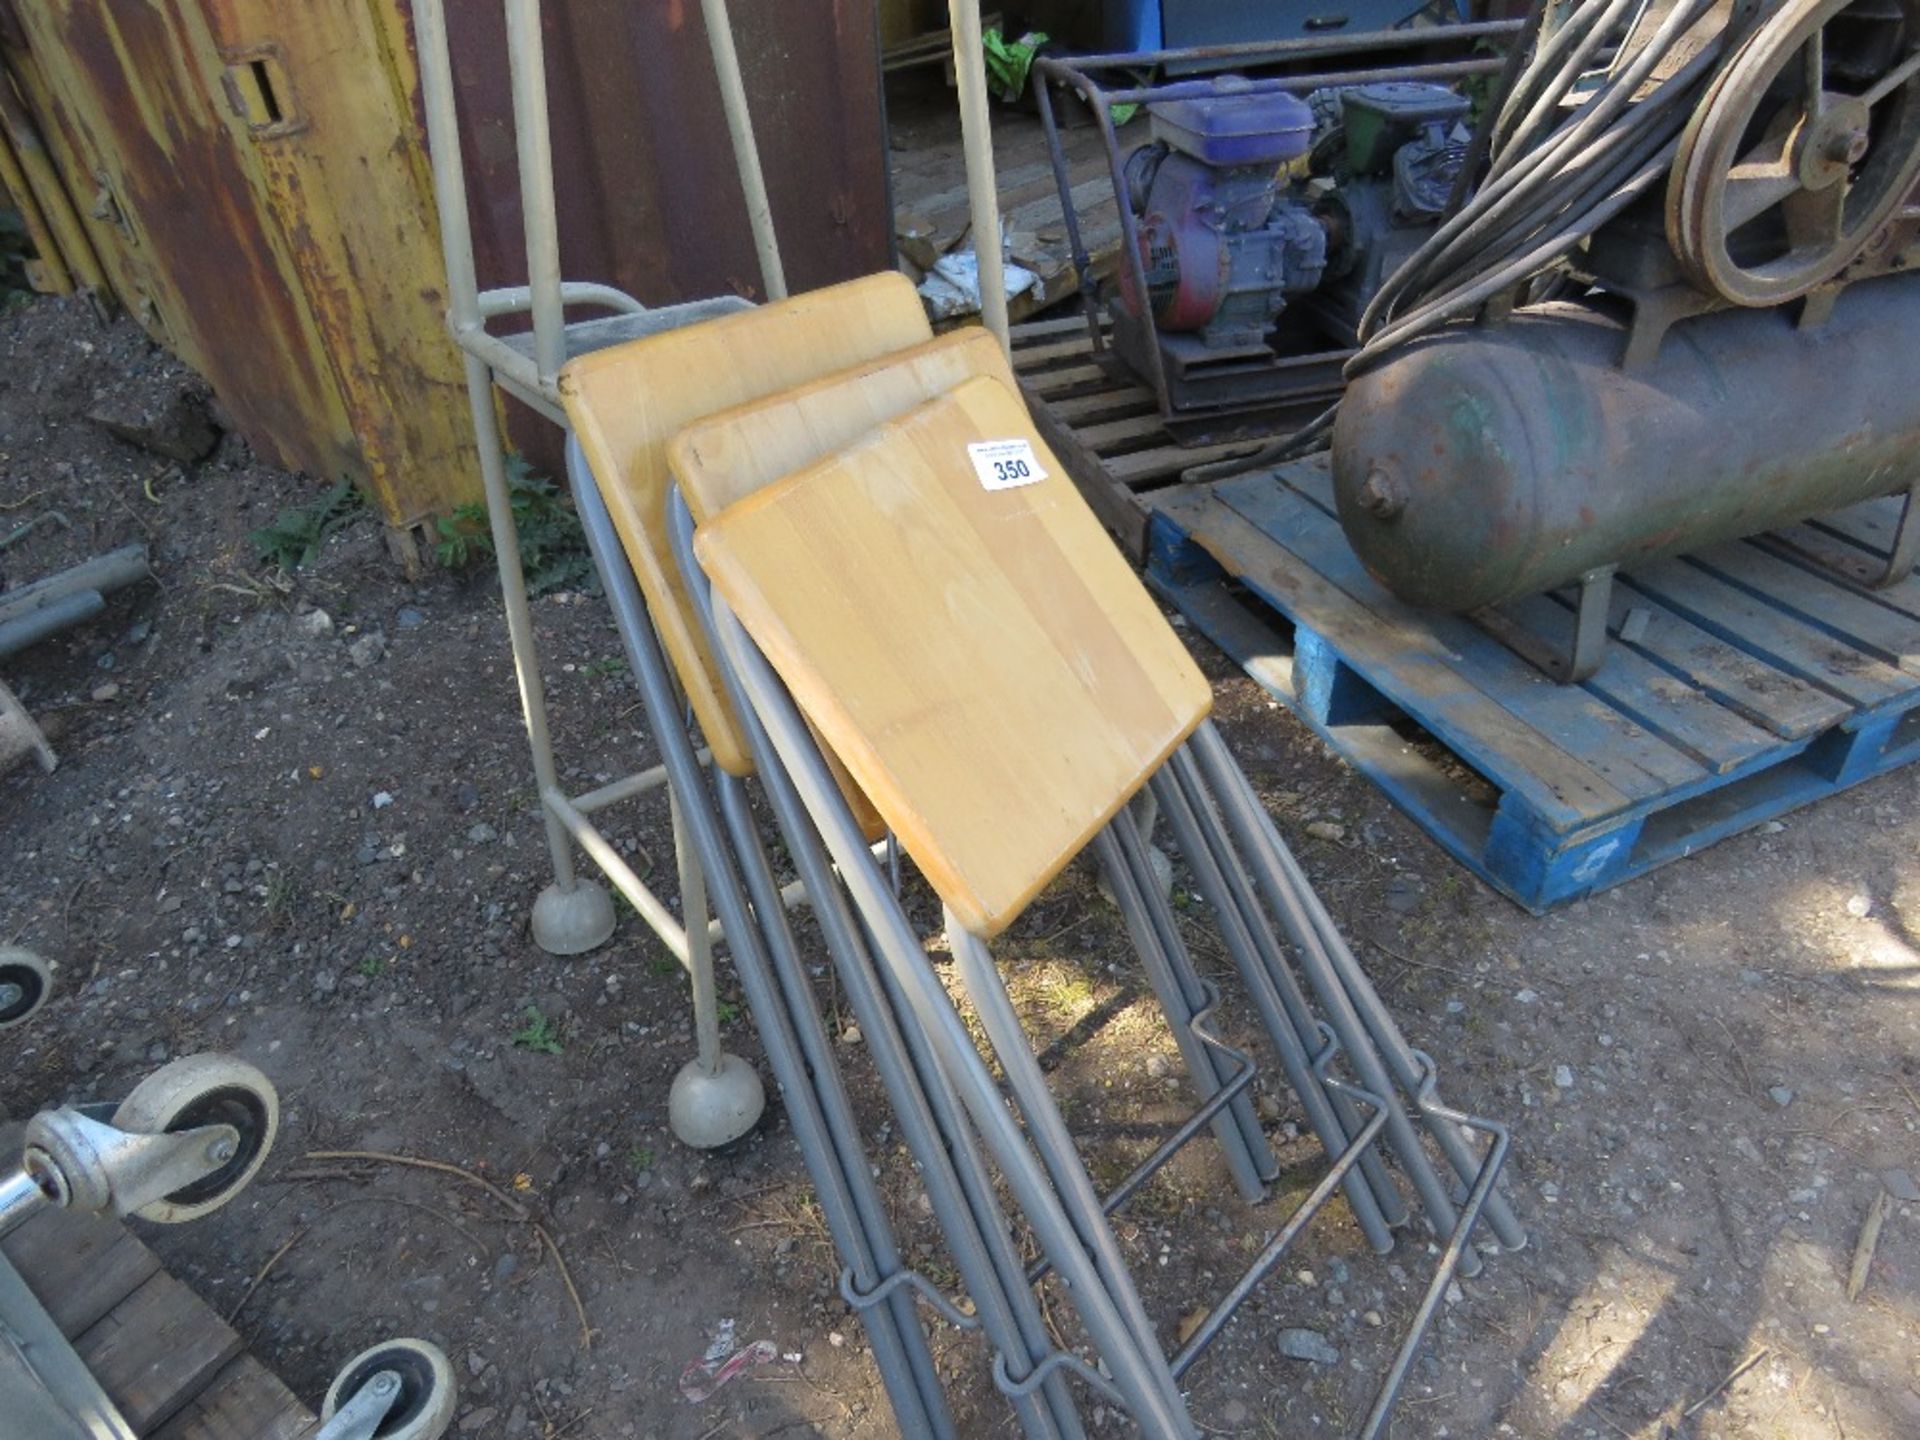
{"left": 628, "top": 1144, "right": 655, "bottom": 1174}
{"left": 262, "top": 870, "right": 297, "bottom": 930}
{"left": 581, "top": 656, "right": 625, "bottom": 679}
{"left": 648, "top": 955, "right": 679, "bottom": 978}
{"left": 716, "top": 999, "right": 742, "bottom": 1025}
{"left": 1038, "top": 966, "right": 1096, "bottom": 1016}
{"left": 513, "top": 1005, "right": 565, "bottom": 1055}
{"left": 358, "top": 955, "right": 387, "bottom": 979}
{"left": 434, "top": 456, "right": 597, "bottom": 596}
{"left": 251, "top": 478, "right": 363, "bottom": 569}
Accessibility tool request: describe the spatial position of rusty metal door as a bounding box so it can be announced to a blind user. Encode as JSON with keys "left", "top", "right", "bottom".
{"left": 1, "top": 0, "right": 477, "bottom": 527}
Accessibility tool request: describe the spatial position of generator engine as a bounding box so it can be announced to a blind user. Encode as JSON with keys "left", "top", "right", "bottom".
{"left": 1116, "top": 81, "right": 1327, "bottom": 350}
{"left": 1308, "top": 83, "right": 1471, "bottom": 344}
{"left": 1111, "top": 77, "right": 1470, "bottom": 419}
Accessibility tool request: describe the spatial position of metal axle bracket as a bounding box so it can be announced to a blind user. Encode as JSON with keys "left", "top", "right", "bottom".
{"left": 1473, "top": 565, "right": 1617, "bottom": 684}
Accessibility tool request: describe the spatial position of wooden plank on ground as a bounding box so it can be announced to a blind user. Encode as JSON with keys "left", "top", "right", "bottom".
{"left": 150, "top": 1356, "right": 316, "bottom": 1440}
{"left": 1, "top": 1204, "right": 163, "bottom": 1338}
{"left": 75, "top": 1271, "right": 245, "bottom": 1436}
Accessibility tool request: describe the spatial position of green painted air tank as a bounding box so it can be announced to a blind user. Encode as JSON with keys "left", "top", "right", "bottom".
{"left": 1330, "top": 272, "right": 1920, "bottom": 611}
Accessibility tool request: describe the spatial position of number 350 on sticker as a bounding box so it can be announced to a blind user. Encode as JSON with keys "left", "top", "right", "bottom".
{"left": 967, "top": 438, "right": 1047, "bottom": 492}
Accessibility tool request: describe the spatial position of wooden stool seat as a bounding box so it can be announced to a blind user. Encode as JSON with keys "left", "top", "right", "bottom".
{"left": 694, "top": 376, "right": 1212, "bottom": 937}
{"left": 559, "top": 271, "right": 931, "bottom": 777}
{"left": 670, "top": 328, "right": 1014, "bottom": 523}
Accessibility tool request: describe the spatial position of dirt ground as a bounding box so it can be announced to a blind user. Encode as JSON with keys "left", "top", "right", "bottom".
{"left": 1, "top": 295, "right": 1916, "bottom": 1440}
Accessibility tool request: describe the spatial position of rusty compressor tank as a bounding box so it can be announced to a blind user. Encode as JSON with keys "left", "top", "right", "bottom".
{"left": 1329, "top": 272, "right": 1920, "bottom": 612}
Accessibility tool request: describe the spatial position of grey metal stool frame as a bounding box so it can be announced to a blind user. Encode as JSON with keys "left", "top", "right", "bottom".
{"left": 674, "top": 484, "right": 1520, "bottom": 1437}
{"left": 555, "top": 391, "right": 1523, "bottom": 1434}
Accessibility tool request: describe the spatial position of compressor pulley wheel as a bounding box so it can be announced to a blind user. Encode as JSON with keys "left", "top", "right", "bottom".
{"left": 1667, "top": 0, "right": 1920, "bottom": 304}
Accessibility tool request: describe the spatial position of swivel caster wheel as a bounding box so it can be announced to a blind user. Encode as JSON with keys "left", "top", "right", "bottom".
{"left": 318, "top": 1338, "right": 456, "bottom": 1440}
{"left": 0, "top": 947, "right": 52, "bottom": 1030}
{"left": 108, "top": 1053, "right": 279, "bottom": 1223}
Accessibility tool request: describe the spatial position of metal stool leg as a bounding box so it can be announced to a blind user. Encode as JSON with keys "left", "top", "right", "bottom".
{"left": 463, "top": 352, "right": 613, "bottom": 955}
{"left": 1167, "top": 748, "right": 1466, "bottom": 1259}
{"left": 1091, "top": 821, "right": 1273, "bottom": 1202}
{"left": 683, "top": 488, "right": 1084, "bottom": 1438}
{"left": 1186, "top": 722, "right": 1527, "bottom": 1251}
{"left": 1157, "top": 757, "right": 1414, "bottom": 1232}
{"left": 572, "top": 469, "right": 954, "bottom": 1437}
{"left": 1148, "top": 764, "right": 1401, "bottom": 1252}
{"left": 722, "top": 776, "right": 1082, "bottom": 1440}
{"left": 944, "top": 916, "right": 1189, "bottom": 1417}
{"left": 700, "top": 571, "right": 1196, "bottom": 1438}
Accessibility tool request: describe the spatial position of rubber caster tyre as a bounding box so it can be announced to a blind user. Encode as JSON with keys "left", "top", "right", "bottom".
{"left": 0, "top": 947, "right": 51, "bottom": 1030}
{"left": 321, "top": 1338, "right": 457, "bottom": 1440}
{"left": 110, "top": 1054, "right": 279, "bottom": 1223}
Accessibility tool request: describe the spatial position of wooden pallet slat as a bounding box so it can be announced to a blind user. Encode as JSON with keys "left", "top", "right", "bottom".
{"left": 1019, "top": 361, "right": 1111, "bottom": 398}
{"left": 1587, "top": 575, "right": 1847, "bottom": 742}
{"left": 1045, "top": 386, "right": 1155, "bottom": 423}
{"left": 150, "top": 1358, "right": 317, "bottom": 1440}
{"left": 1691, "top": 539, "right": 1920, "bottom": 672}
{"left": 1217, "top": 475, "right": 1712, "bottom": 801}
{"left": 1274, "top": 464, "right": 1797, "bottom": 779}
{"left": 1106, "top": 439, "right": 1263, "bottom": 487}
{"left": 1501, "top": 592, "right": 1781, "bottom": 776}
{"left": 1626, "top": 557, "right": 1912, "bottom": 711}
{"left": 1154, "top": 486, "right": 1631, "bottom": 831}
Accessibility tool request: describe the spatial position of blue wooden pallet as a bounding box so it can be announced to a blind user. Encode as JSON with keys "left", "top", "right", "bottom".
{"left": 1146, "top": 460, "right": 1920, "bottom": 912}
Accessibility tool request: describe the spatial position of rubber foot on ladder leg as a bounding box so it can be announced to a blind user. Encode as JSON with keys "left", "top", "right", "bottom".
{"left": 530, "top": 879, "right": 616, "bottom": 956}
{"left": 670, "top": 1052, "right": 765, "bottom": 1149}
